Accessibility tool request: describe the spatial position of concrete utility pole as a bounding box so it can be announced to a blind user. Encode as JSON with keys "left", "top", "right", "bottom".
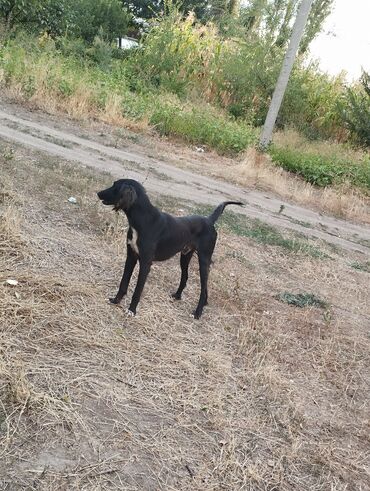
{"left": 259, "top": 0, "right": 314, "bottom": 149}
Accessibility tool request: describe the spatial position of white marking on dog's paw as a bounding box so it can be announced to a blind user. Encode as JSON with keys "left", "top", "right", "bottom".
{"left": 125, "top": 309, "right": 135, "bottom": 317}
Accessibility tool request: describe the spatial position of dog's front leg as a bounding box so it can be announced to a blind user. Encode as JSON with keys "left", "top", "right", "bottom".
{"left": 127, "top": 258, "right": 152, "bottom": 315}
{"left": 110, "top": 246, "right": 138, "bottom": 304}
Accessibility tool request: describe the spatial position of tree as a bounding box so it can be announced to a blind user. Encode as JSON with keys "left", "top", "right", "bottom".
{"left": 34, "top": 0, "right": 75, "bottom": 37}
{"left": 0, "top": 0, "right": 131, "bottom": 40}
{"left": 0, "top": 0, "right": 40, "bottom": 30}
{"left": 241, "top": 0, "right": 333, "bottom": 51}
{"left": 300, "top": 0, "right": 332, "bottom": 53}
{"left": 0, "top": 0, "right": 72, "bottom": 36}
{"left": 121, "top": 0, "right": 210, "bottom": 20}
{"left": 120, "top": 0, "right": 241, "bottom": 22}
{"left": 71, "top": 0, "right": 131, "bottom": 43}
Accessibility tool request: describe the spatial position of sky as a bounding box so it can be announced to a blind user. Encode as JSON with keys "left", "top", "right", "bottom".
{"left": 308, "top": 0, "right": 370, "bottom": 81}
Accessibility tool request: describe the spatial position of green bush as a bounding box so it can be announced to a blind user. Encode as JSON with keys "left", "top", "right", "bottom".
{"left": 341, "top": 71, "right": 370, "bottom": 147}
{"left": 278, "top": 65, "right": 345, "bottom": 140}
{"left": 269, "top": 145, "right": 370, "bottom": 189}
{"left": 86, "top": 36, "right": 114, "bottom": 71}
{"left": 150, "top": 103, "right": 257, "bottom": 154}
{"left": 57, "top": 78, "right": 74, "bottom": 97}
{"left": 56, "top": 36, "right": 87, "bottom": 60}
{"left": 71, "top": 0, "right": 131, "bottom": 43}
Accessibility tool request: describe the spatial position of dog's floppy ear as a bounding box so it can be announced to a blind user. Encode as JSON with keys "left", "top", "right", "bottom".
{"left": 116, "top": 184, "right": 137, "bottom": 210}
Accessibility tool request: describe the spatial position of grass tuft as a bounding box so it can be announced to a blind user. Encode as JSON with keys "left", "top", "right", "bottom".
{"left": 276, "top": 292, "right": 329, "bottom": 309}
{"left": 350, "top": 260, "right": 370, "bottom": 273}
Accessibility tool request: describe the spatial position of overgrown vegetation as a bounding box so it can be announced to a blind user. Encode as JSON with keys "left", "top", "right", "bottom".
{"left": 269, "top": 145, "right": 370, "bottom": 189}
{"left": 150, "top": 103, "right": 258, "bottom": 152}
{"left": 0, "top": 0, "right": 369, "bottom": 191}
{"left": 341, "top": 71, "right": 370, "bottom": 147}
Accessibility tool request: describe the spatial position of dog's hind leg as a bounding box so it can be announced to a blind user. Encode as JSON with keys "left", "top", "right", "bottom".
{"left": 193, "top": 233, "right": 217, "bottom": 319}
{"left": 193, "top": 253, "right": 211, "bottom": 319}
{"left": 128, "top": 258, "right": 152, "bottom": 315}
{"left": 172, "top": 250, "right": 194, "bottom": 300}
{"left": 110, "top": 246, "right": 138, "bottom": 304}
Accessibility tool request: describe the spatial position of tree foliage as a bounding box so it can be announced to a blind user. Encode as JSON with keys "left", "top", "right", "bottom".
{"left": 0, "top": 0, "right": 333, "bottom": 50}
{"left": 0, "top": 0, "right": 131, "bottom": 40}
{"left": 120, "top": 0, "right": 209, "bottom": 20}
{"left": 241, "top": 0, "right": 333, "bottom": 52}
{"left": 72, "top": 0, "right": 131, "bottom": 43}
{"left": 34, "top": 0, "right": 75, "bottom": 37}
{"left": 341, "top": 71, "right": 370, "bottom": 147}
{"left": 0, "top": 0, "right": 41, "bottom": 29}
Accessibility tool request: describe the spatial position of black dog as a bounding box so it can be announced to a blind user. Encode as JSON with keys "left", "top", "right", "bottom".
{"left": 97, "top": 179, "right": 243, "bottom": 319}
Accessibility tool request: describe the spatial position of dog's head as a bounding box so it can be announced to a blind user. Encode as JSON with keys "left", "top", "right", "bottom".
{"left": 97, "top": 179, "right": 138, "bottom": 211}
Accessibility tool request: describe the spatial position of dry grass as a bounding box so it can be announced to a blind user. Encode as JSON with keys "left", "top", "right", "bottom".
{"left": 0, "top": 142, "right": 369, "bottom": 490}
{"left": 274, "top": 128, "right": 366, "bottom": 162}
{"left": 1, "top": 51, "right": 150, "bottom": 133}
{"left": 222, "top": 147, "right": 369, "bottom": 224}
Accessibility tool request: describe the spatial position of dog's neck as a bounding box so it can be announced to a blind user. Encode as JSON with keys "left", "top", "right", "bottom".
{"left": 123, "top": 197, "right": 160, "bottom": 230}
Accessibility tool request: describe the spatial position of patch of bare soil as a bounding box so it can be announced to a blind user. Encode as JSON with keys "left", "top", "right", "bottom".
{"left": 0, "top": 145, "right": 369, "bottom": 490}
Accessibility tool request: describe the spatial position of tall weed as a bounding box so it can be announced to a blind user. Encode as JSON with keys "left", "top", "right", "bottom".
{"left": 130, "top": 12, "right": 222, "bottom": 97}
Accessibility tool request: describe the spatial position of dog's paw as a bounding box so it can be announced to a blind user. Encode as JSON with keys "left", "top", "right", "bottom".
{"left": 109, "top": 297, "right": 121, "bottom": 305}
{"left": 192, "top": 310, "right": 202, "bottom": 320}
{"left": 125, "top": 308, "right": 135, "bottom": 318}
{"left": 171, "top": 292, "right": 181, "bottom": 301}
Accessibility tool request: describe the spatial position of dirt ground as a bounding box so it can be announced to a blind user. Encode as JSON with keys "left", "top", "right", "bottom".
{"left": 1, "top": 121, "right": 370, "bottom": 490}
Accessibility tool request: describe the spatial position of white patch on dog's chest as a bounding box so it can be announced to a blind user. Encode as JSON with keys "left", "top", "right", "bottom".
{"left": 128, "top": 227, "right": 139, "bottom": 255}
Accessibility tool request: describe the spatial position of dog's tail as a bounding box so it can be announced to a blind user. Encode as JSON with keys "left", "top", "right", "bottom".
{"left": 208, "top": 201, "right": 244, "bottom": 225}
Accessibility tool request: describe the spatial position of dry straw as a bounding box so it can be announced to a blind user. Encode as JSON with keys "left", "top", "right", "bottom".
{"left": 0, "top": 144, "right": 369, "bottom": 489}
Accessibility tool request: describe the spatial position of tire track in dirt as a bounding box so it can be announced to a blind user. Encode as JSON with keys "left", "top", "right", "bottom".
{"left": 0, "top": 107, "right": 369, "bottom": 255}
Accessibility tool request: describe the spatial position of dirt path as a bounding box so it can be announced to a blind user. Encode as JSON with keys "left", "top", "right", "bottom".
{"left": 0, "top": 105, "right": 369, "bottom": 255}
